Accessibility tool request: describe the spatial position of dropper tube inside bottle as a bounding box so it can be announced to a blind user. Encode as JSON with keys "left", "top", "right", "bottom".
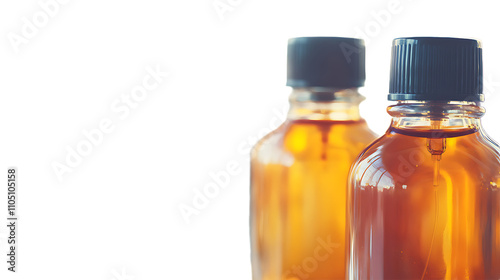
{"left": 288, "top": 87, "right": 365, "bottom": 160}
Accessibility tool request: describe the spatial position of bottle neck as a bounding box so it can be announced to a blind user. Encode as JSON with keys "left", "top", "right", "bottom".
{"left": 387, "top": 101, "right": 485, "bottom": 132}
{"left": 288, "top": 87, "right": 364, "bottom": 121}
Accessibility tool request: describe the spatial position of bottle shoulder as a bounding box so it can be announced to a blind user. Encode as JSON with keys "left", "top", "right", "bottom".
{"left": 252, "top": 119, "right": 377, "bottom": 164}
{"left": 351, "top": 129, "right": 500, "bottom": 187}
{"left": 355, "top": 129, "right": 500, "bottom": 162}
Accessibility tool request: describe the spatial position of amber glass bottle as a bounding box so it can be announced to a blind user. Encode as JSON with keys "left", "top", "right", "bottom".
{"left": 349, "top": 37, "right": 500, "bottom": 279}
{"left": 251, "top": 37, "right": 377, "bottom": 280}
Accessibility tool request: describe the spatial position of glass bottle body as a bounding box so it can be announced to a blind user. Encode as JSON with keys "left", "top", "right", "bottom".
{"left": 251, "top": 88, "right": 377, "bottom": 280}
{"left": 349, "top": 101, "right": 500, "bottom": 279}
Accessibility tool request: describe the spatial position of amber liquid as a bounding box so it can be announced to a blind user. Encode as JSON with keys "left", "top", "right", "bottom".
{"left": 251, "top": 119, "right": 376, "bottom": 280}
{"left": 350, "top": 126, "right": 500, "bottom": 279}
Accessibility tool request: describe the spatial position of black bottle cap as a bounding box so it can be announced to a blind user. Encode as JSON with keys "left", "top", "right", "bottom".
{"left": 286, "top": 37, "right": 365, "bottom": 88}
{"left": 389, "top": 37, "right": 483, "bottom": 101}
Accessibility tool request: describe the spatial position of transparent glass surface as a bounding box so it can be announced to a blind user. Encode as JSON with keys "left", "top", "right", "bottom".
{"left": 251, "top": 88, "right": 377, "bottom": 280}
{"left": 349, "top": 101, "right": 500, "bottom": 280}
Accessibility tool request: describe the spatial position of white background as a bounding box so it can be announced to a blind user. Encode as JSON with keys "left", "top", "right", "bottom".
{"left": 0, "top": 0, "right": 499, "bottom": 279}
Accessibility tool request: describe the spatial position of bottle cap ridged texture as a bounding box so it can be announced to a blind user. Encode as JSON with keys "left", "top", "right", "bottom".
{"left": 389, "top": 37, "right": 484, "bottom": 101}
{"left": 286, "top": 37, "right": 365, "bottom": 88}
